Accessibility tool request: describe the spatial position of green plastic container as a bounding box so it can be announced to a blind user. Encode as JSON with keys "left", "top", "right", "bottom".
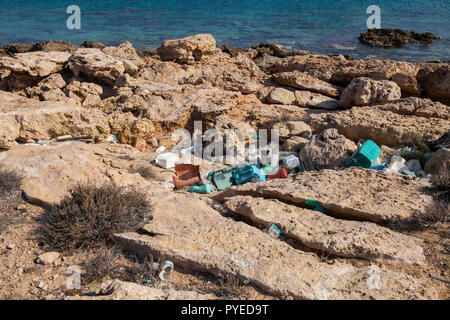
{"left": 208, "top": 168, "right": 235, "bottom": 191}
{"left": 346, "top": 140, "right": 381, "bottom": 168}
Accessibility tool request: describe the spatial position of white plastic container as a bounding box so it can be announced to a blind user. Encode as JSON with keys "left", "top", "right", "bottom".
{"left": 282, "top": 155, "right": 300, "bottom": 168}
{"left": 155, "top": 153, "right": 179, "bottom": 169}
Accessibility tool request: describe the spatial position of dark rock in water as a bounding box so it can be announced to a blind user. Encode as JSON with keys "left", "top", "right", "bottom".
{"left": 30, "top": 40, "right": 79, "bottom": 53}
{"left": 81, "top": 40, "right": 105, "bottom": 49}
{"left": 252, "top": 43, "right": 306, "bottom": 58}
{"left": 429, "top": 132, "right": 450, "bottom": 151}
{"left": 1, "top": 43, "right": 34, "bottom": 55}
{"left": 359, "top": 28, "right": 441, "bottom": 47}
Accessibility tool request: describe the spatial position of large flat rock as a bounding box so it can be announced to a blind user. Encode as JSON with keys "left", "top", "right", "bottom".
{"left": 307, "top": 103, "right": 450, "bottom": 146}
{"left": 0, "top": 90, "right": 109, "bottom": 148}
{"left": 0, "top": 142, "right": 173, "bottom": 205}
{"left": 66, "top": 280, "right": 216, "bottom": 300}
{"left": 214, "top": 167, "right": 433, "bottom": 222}
{"left": 223, "top": 195, "right": 425, "bottom": 265}
{"left": 115, "top": 193, "right": 436, "bottom": 300}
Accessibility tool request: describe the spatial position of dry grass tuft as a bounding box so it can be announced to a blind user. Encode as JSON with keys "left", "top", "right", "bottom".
{"left": 39, "top": 182, "right": 151, "bottom": 252}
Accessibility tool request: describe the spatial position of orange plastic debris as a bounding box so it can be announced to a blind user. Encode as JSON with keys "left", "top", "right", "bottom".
{"left": 172, "top": 164, "right": 201, "bottom": 189}
{"left": 267, "top": 167, "right": 288, "bottom": 180}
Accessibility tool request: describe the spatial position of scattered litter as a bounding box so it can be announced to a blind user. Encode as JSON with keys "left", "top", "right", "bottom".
{"left": 264, "top": 223, "right": 282, "bottom": 239}
{"left": 159, "top": 261, "right": 174, "bottom": 281}
{"left": 305, "top": 199, "right": 324, "bottom": 213}
{"left": 55, "top": 135, "right": 73, "bottom": 142}
{"left": 187, "top": 184, "right": 212, "bottom": 194}
{"left": 402, "top": 169, "right": 417, "bottom": 178}
{"left": 282, "top": 154, "right": 300, "bottom": 169}
{"left": 386, "top": 156, "right": 408, "bottom": 174}
{"left": 154, "top": 146, "right": 166, "bottom": 153}
{"left": 207, "top": 168, "right": 235, "bottom": 191}
{"left": 154, "top": 153, "right": 179, "bottom": 169}
{"left": 233, "top": 164, "right": 265, "bottom": 185}
{"left": 347, "top": 140, "right": 381, "bottom": 168}
{"left": 105, "top": 134, "right": 119, "bottom": 144}
{"left": 37, "top": 140, "right": 52, "bottom": 146}
{"left": 267, "top": 167, "right": 288, "bottom": 180}
{"left": 173, "top": 164, "right": 201, "bottom": 189}
{"left": 405, "top": 159, "right": 422, "bottom": 173}
{"left": 370, "top": 163, "right": 388, "bottom": 171}
{"left": 429, "top": 274, "right": 450, "bottom": 284}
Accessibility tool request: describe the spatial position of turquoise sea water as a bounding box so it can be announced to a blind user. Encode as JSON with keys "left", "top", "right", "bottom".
{"left": 0, "top": 0, "right": 448, "bottom": 61}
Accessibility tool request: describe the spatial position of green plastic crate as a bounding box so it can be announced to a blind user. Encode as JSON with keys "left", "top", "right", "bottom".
{"left": 346, "top": 140, "right": 381, "bottom": 168}
{"left": 209, "top": 168, "right": 235, "bottom": 191}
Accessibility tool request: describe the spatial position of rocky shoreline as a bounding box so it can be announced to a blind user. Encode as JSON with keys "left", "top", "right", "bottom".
{"left": 0, "top": 34, "right": 449, "bottom": 300}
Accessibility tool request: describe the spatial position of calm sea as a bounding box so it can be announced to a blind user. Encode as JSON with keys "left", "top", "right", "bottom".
{"left": 0, "top": 0, "right": 448, "bottom": 61}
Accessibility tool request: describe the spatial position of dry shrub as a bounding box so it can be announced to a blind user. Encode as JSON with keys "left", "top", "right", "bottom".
{"left": 39, "top": 182, "right": 151, "bottom": 252}
{"left": 82, "top": 248, "right": 160, "bottom": 285}
{"left": 391, "top": 198, "right": 449, "bottom": 232}
{"left": 431, "top": 163, "right": 449, "bottom": 195}
{"left": 215, "top": 274, "right": 245, "bottom": 299}
{"left": 0, "top": 168, "right": 23, "bottom": 232}
{"left": 0, "top": 168, "right": 22, "bottom": 195}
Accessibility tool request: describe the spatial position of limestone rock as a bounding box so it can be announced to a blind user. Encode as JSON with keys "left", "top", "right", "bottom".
{"left": 266, "top": 87, "right": 295, "bottom": 105}
{"left": 0, "top": 91, "right": 109, "bottom": 149}
{"left": 36, "top": 252, "right": 61, "bottom": 265}
{"left": 30, "top": 40, "right": 79, "bottom": 53}
{"left": 115, "top": 193, "right": 436, "bottom": 300}
{"left": 308, "top": 102, "right": 450, "bottom": 146}
{"left": 272, "top": 121, "right": 312, "bottom": 142}
{"left": 157, "top": 34, "right": 220, "bottom": 64}
{"left": 64, "top": 81, "right": 103, "bottom": 108}
{"left": 417, "top": 64, "right": 450, "bottom": 105}
{"left": 424, "top": 148, "right": 450, "bottom": 174}
{"left": 273, "top": 71, "right": 342, "bottom": 97}
{"left": 340, "top": 77, "right": 401, "bottom": 108}
{"left": 214, "top": 167, "right": 433, "bottom": 222}
{"left": 295, "top": 90, "right": 341, "bottom": 109}
{"left": 299, "top": 128, "right": 356, "bottom": 169}
{"left": 223, "top": 195, "right": 426, "bottom": 265}
{"left": 103, "top": 41, "right": 145, "bottom": 75}
{"left": 266, "top": 54, "right": 420, "bottom": 96}
{"left": 0, "top": 51, "right": 71, "bottom": 77}
{"left": 180, "top": 52, "right": 263, "bottom": 93}
{"left": 67, "top": 280, "right": 216, "bottom": 300}
{"left": 374, "top": 97, "right": 449, "bottom": 120}
{"left": 25, "top": 73, "right": 68, "bottom": 102}
{"left": 282, "top": 136, "right": 309, "bottom": 152}
{"left": 68, "top": 48, "right": 125, "bottom": 85}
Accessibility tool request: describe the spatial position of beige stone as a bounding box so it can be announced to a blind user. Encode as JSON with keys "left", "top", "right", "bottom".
{"left": 223, "top": 195, "right": 426, "bottom": 265}
{"left": 214, "top": 167, "right": 433, "bottom": 222}
{"left": 273, "top": 71, "right": 342, "bottom": 97}
{"left": 115, "top": 193, "right": 436, "bottom": 300}
{"left": 340, "top": 77, "right": 401, "bottom": 108}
